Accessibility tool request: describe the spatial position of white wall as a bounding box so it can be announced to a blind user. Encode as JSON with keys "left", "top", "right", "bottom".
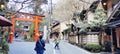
{"left": 87, "top": 12, "right": 94, "bottom": 24}
{"left": 60, "top": 21, "right": 69, "bottom": 32}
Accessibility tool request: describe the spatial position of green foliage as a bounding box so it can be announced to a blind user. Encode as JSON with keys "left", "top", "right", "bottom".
{"left": 0, "top": 31, "right": 9, "bottom": 54}
{"left": 66, "top": 27, "right": 71, "bottom": 34}
{"left": 83, "top": 44, "right": 101, "bottom": 53}
{"left": 2, "top": 42, "right": 9, "bottom": 54}
{"left": 91, "top": 9, "right": 107, "bottom": 27}
{"left": 4, "top": 31, "right": 8, "bottom": 41}
{"left": 0, "top": 0, "right": 8, "bottom": 16}
{"left": 29, "top": 23, "right": 34, "bottom": 41}
{"left": 76, "top": 22, "right": 89, "bottom": 34}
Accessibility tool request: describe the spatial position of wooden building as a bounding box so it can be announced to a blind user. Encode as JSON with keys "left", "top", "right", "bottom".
{"left": 104, "top": 0, "right": 120, "bottom": 49}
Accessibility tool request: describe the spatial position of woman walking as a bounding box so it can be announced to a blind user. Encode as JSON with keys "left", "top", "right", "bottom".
{"left": 34, "top": 35, "right": 46, "bottom": 54}
{"left": 54, "top": 37, "right": 60, "bottom": 49}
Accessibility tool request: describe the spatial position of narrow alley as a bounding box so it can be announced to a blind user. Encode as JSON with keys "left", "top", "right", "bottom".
{"left": 8, "top": 38, "right": 91, "bottom": 54}
{"left": 1, "top": 0, "right": 120, "bottom": 54}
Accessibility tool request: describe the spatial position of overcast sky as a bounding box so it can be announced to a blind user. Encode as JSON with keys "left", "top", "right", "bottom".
{"left": 8, "top": 0, "right": 59, "bottom": 13}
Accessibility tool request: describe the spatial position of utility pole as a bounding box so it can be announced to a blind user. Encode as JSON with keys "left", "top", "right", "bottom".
{"left": 47, "top": 0, "right": 53, "bottom": 42}
{"left": 48, "top": 0, "right": 53, "bottom": 30}
{"left": 49, "top": 0, "right": 53, "bottom": 35}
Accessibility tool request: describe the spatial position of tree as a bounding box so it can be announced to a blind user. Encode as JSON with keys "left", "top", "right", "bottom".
{"left": 90, "top": 9, "right": 107, "bottom": 27}
{"left": 31, "top": 0, "right": 47, "bottom": 14}
{"left": 90, "top": 1, "right": 107, "bottom": 28}
{"left": 2, "top": 0, "right": 47, "bottom": 19}
{"left": 29, "top": 23, "right": 34, "bottom": 41}
{"left": 89, "top": 2, "right": 107, "bottom": 45}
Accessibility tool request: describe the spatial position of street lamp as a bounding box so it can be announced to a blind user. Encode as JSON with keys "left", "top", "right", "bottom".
{"left": 103, "top": 2, "right": 107, "bottom": 6}
{"left": 0, "top": 4, "right": 4, "bottom": 8}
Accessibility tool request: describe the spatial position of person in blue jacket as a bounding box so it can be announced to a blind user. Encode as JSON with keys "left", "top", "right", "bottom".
{"left": 34, "top": 35, "right": 45, "bottom": 54}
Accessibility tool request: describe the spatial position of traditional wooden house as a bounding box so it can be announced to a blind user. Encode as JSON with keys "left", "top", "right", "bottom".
{"left": 69, "top": 0, "right": 103, "bottom": 44}
{"left": 104, "top": 0, "right": 120, "bottom": 49}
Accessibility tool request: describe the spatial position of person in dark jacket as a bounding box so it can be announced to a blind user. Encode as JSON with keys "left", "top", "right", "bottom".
{"left": 34, "top": 35, "right": 45, "bottom": 54}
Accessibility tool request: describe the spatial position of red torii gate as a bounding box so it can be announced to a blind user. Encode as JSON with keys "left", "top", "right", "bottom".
{"left": 10, "top": 12, "right": 44, "bottom": 43}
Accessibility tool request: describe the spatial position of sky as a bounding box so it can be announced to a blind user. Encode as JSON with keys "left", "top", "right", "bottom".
{"left": 8, "top": 0, "right": 59, "bottom": 13}
{"left": 41, "top": 0, "right": 60, "bottom": 11}
{"left": 8, "top": 0, "right": 33, "bottom": 13}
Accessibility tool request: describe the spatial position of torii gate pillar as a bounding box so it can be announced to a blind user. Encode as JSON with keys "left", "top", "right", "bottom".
{"left": 34, "top": 16, "right": 39, "bottom": 42}
{"left": 10, "top": 13, "right": 44, "bottom": 43}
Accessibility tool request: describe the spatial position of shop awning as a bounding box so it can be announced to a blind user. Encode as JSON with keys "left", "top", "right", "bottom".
{"left": 0, "top": 16, "right": 12, "bottom": 26}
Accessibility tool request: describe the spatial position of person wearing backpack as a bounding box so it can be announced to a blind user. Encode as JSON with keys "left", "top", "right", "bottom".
{"left": 34, "top": 35, "right": 46, "bottom": 54}
{"left": 54, "top": 36, "right": 60, "bottom": 49}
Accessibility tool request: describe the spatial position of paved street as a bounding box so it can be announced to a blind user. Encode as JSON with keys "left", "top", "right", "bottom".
{"left": 8, "top": 38, "right": 91, "bottom": 54}
{"left": 8, "top": 41, "right": 36, "bottom": 54}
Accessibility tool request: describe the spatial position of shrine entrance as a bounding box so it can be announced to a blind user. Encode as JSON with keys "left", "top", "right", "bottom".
{"left": 10, "top": 12, "right": 44, "bottom": 42}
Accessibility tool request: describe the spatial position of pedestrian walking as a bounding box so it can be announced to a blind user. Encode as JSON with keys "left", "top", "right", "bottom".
{"left": 15, "top": 32, "right": 19, "bottom": 38}
{"left": 54, "top": 36, "right": 60, "bottom": 49}
{"left": 34, "top": 35, "right": 46, "bottom": 54}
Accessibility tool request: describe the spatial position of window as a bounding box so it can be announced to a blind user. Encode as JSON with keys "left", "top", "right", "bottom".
{"left": 24, "top": 26, "right": 28, "bottom": 29}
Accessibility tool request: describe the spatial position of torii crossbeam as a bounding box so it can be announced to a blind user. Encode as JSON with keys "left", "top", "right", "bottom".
{"left": 10, "top": 12, "right": 44, "bottom": 43}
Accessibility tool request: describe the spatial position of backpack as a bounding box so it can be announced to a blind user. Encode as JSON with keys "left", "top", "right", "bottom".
{"left": 34, "top": 39, "right": 45, "bottom": 51}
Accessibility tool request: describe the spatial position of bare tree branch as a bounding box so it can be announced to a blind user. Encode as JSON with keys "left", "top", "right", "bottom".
{"left": 5, "top": 0, "right": 47, "bottom": 18}
{"left": 12, "top": 0, "right": 32, "bottom": 4}
{"left": 8, "top": 0, "right": 32, "bottom": 17}
{"left": 79, "top": 0, "right": 91, "bottom": 4}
